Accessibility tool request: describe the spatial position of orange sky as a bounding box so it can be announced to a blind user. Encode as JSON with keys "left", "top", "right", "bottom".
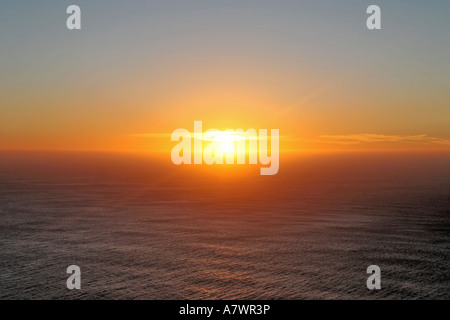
{"left": 1, "top": 1, "right": 449, "bottom": 154}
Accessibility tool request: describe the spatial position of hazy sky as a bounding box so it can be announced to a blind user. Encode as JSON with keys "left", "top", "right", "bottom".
{"left": 1, "top": 0, "right": 449, "bottom": 152}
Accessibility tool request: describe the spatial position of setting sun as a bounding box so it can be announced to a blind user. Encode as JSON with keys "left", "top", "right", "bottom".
{"left": 203, "top": 130, "right": 247, "bottom": 157}
{"left": 171, "top": 121, "right": 279, "bottom": 174}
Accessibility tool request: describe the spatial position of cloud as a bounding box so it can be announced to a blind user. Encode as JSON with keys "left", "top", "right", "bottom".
{"left": 129, "top": 132, "right": 450, "bottom": 147}
{"left": 128, "top": 133, "right": 172, "bottom": 138}
{"left": 315, "top": 134, "right": 450, "bottom": 145}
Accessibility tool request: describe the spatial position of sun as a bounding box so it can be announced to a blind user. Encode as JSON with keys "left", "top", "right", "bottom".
{"left": 218, "top": 140, "right": 234, "bottom": 152}
{"left": 206, "top": 131, "right": 246, "bottom": 143}
{"left": 202, "top": 130, "right": 245, "bottom": 157}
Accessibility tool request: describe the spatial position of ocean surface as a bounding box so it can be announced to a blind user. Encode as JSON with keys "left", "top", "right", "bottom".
{"left": 0, "top": 151, "right": 449, "bottom": 299}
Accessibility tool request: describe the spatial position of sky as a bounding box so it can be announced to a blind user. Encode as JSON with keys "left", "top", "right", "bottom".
{"left": 1, "top": 0, "right": 449, "bottom": 153}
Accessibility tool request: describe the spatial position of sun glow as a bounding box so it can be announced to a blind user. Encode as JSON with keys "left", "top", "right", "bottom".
{"left": 201, "top": 130, "right": 245, "bottom": 154}
{"left": 219, "top": 140, "right": 234, "bottom": 153}
{"left": 171, "top": 122, "right": 280, "bottom": 175}
{"left": 202, "top": 131, "right": 248, "bottom": 143}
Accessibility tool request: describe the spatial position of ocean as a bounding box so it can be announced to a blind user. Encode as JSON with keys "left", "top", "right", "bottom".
{"left": 0, "top": 151, "right": 449, "bottom": 299}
